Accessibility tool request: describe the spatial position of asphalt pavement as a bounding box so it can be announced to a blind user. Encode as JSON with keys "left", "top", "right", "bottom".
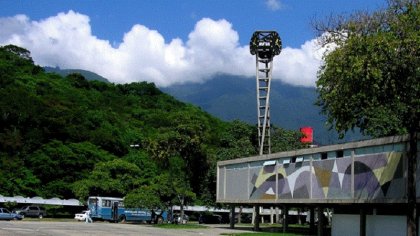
{"left": 0, "top": 220, "right": 256, "bottom": 236}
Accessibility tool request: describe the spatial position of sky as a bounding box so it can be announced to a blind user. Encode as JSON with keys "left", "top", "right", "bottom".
{"left": 0, "top": 0, "right": 386, "bottom": 87}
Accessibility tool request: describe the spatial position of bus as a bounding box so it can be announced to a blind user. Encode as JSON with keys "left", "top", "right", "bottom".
{"left": 87, "top": 196, "right": 167, "bottom": 223}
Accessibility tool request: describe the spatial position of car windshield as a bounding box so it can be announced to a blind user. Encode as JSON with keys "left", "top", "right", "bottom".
{"left": 3, "top": 209, "right": 10, "bottom": 213}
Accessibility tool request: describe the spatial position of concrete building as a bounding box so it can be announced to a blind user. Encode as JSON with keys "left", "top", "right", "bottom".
{"left": 217, "top": 135, "right": 419, "bottom": 235}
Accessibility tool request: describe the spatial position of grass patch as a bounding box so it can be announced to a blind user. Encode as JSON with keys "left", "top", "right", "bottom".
{"left": 154, "top": 223, "right": 208, "bottom": 229}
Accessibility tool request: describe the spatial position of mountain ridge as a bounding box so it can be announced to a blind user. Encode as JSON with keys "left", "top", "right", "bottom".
{"left": 44, "top": 66, "right": 110, "bottom": 83}
{"left": 162, "top": 74, "right": 363, "bottom": 145}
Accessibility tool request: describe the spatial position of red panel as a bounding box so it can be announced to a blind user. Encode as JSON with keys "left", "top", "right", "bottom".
{"left": 300, "top": 126, "right": 313, "bottom": 144}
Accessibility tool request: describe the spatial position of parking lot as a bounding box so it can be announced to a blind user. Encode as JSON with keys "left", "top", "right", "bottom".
{"left": 0, "top": 220, "right": 255, "bottom": 236}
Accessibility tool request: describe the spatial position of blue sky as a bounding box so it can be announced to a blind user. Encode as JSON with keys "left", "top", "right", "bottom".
{"left": 0, "top": 0, "right": 385, "bottom": 87}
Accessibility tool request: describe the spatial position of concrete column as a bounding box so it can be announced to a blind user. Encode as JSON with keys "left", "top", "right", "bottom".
{"left": 360, "top": 208, "right": 366, "bottom": 236}
{"left": 230, "top": 205, "right": 235, "bottom": 229}
{"left": 283, "top": 205, "right": 288, "bottom": 233}
{"left": 310, "top": 207, "right": 315, "bottom": 234}
{"left": 275, "top": 206, "right": 280, "bottom": 224}
{"left": 260, "top": 206, "right": 264, "bottom": 224}
{"left": 270, "top": 206, "right": 274, "bottom": 224}
{"left": 251, "top": 206, "right": 255, "bottom": 224}
{"left": 238, "top": 206, "right": 242, "bottom": 224}
{"left": 317, "top": 206, "right": 324, "bottom": 236}
{"left": 298, "top": 208, "right": 302, "bottom": 225}
{"left": 416, "top": 206, "right": 419, "bottom": 236}
{"left": 253, "top": 205, "right": 261, "bottom": 231}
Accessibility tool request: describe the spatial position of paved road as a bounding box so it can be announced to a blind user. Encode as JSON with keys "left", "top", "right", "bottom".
{"left": 0, "top": 221, "right": 255, "bottom": 236}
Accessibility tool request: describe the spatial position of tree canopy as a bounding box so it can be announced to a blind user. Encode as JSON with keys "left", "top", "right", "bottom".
{"left": 315, "top": 0, "right": 419, "bottom": 138}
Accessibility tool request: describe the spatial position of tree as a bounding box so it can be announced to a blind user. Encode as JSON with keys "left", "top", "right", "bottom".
{"left": 314, "top": 1, "right": 419, "bottom": 235}
{"left": 216, "top": 120, "right": 257, "bottom": 160}
{"left": 29, "top": 140, "right": 114, "bottom": 198}
{"left": 271, "top": 125, "right": 304, "bottom": 153}
{"left": 123, "top": 156, "right": 195, "bottom": 223}
{"left": 72, "top": 159, "right": 142, "bottom": 200}
{"left": 124, "top": 186, "right": 162, "bottom": 209}
{"left": 315, "top": 0, "right": 419, "bottom": 138}
{"left": 2, "top": 45, "right": 32, "bottom": 61}
{"left": 0, "top": 153, "right": 40, "bottom": 196}
{"left": 167, "top": 156, "right": 196, "bottom": 222}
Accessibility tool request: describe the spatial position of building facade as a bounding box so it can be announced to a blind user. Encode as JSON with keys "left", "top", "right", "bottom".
{"left": 217, "top": 135, "right": 419, "bottom": 235}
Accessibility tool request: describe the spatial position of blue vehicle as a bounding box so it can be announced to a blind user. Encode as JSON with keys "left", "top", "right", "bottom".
{"left": 0, "top": 208, "right": 22, "bottom": 220}
{"left": 87, "top": 196, "right": 167, "bottom": 223}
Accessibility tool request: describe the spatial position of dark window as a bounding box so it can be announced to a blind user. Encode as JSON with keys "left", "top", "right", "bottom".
{"left": 321, "top": 152, "right": 327, "bottom": 160}
{"left": 337, "top": 150, "right": 344, "bottom": 158}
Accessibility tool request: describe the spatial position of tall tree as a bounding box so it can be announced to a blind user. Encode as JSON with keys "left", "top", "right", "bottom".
{"left": 315, "top": 0, "right": 419, "bottom": 138}
{"left": 314, "top": 1, "right": 419, "bottom": 235}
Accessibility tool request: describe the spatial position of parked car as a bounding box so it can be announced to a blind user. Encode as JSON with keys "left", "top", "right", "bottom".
{"left": 74, "top": 211, "right": 88, "bottom": 221}
{"left": 0, "top": 208, "right": 22, "bottom": 220}
{"left": 198, "top": 213, "right": 222, "bottom": 224}
{"left": 14, "top": 205, "right": 46, "bottom": 218}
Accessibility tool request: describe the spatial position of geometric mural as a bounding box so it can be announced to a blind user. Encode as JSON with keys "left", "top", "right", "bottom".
{"left": 353, "top": 152, "right": 404, "bottom": 200}
{"left": 249, "top": 152, "right": 404, "bottom": 201}
{"left": 250, "top": 163, "right": 277, "bottom": 200}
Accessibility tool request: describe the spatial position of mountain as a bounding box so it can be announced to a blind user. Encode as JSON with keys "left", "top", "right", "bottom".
{"left": 44, "top": 66, "right": 109, "bottom": 83}
{"left": 162, "top": 74, "right": 363, "bottom": 145}
{"left": 1, "top": 45, "right": 241, "bottom": 203}
{"left": 43, "top": 66, "right": 361, "bottom": 144}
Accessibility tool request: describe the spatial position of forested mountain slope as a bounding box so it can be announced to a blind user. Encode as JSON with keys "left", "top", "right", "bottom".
{"left": 0, "top": 45, "right": 302, "bottom": 206}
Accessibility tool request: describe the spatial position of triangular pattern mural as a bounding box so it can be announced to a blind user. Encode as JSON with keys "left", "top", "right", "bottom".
{"left": 249, "top": 152, "right": 404, "bottom": 201}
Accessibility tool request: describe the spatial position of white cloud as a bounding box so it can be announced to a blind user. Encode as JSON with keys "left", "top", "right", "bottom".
{"left": 274, "top": 38, "right": 326, "bottom": 87}
{"left": 0, "top": 11, "right": 325, "bottom": 87}
{"left": 265, "top": 0, "right": 282, "bottom": 11}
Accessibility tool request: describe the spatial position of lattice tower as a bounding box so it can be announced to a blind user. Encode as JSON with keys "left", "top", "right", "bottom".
{"left": 250, "top": 31, "right": 282, "bottom": 155}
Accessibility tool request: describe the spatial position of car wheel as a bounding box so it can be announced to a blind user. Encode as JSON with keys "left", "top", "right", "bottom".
{"left": 118, "top": 215, "right": 126, "bottom": 223}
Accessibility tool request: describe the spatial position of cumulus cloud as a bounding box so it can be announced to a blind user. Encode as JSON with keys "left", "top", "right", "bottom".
{"left": 275, "top": 38, "right": 326, "bottom": 86}
{"left": 0, "top": 11, "right": 324, "bottom": 87}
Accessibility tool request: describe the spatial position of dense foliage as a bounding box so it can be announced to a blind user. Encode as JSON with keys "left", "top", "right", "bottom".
{"left": 0, "top": 45, "right": 303, "bottom": 208}
{"left": 315, "top": 0, "right": 419, "bottom": 138}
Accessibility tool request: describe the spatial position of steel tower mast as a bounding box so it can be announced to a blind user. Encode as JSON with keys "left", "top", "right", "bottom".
{"left": 250, "top": 31, "right": 282, "bottom": 155}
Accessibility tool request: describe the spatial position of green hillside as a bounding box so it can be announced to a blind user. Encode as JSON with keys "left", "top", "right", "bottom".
{"left": 0, "top": 45, "right": 303, "bottom": 207}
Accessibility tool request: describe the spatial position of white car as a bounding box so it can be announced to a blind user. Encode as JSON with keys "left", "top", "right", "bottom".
{"left": 74, "top": 211, "right": 87, "bottom": 221}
